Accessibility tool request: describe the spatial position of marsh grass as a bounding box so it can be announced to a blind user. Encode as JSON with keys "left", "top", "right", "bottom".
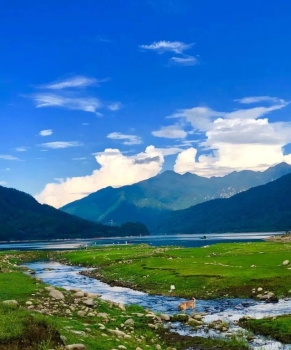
{"left": 239, "top": 315, "right": 291, "bottom": 344}
{"left": 58, "top": 241, "right": 291, "bottom": 298}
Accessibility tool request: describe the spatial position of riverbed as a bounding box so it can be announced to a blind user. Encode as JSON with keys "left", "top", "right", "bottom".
{"left": 24, "top": 260, "right": 291, "bottom": 350}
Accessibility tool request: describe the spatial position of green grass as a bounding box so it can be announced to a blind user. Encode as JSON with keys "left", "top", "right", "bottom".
{"left": 239, "top": 315, "right": 291, "bottom": 344}
{"left": 57, "top": 241, "right": 291, "bottom": 298}
{"left": 0, "top": 249, "right": 252, "bottom": 349}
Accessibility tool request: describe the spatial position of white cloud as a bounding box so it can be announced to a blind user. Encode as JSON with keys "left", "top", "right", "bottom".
{"left": 156, "top": 147, "right": 185, "bottom": 156}
{"left": 0, "top": 155, "right": 19, "bottom": 160}
{"left": 72, "top": 157, "right": 87, "bottom": 160}
{"left": 40, "top": 76, "right": 107, "bottom": 90}
{"left": 108, "top": 102, "right": 122, "bottom": 111}
{"left": 172, "top": 98, "right": 291, "bottom": 177}
{"left": 169, "top": 55, "right": 198, "bottom": 66}
{"left": 152, "top": 125, "right": 187, "bottom": 139}
{"left": 107, "top": 132, "right": 142, "bottom": 145}
{"left": 139, "top": 40, "right": 193, "bottom": 54}
{"left": 39, "top": 141, "right": 83, "bottom": 149}
{"left": 236, "top": 96, "right": 285, "bottom": 105}
{"left": 33, "top": 93, "right": 102, "bottom": 114}
{"left": 15, "top": 147, "right": 27, "bottom": 152}
{"left": 39, "top": 129, "right": 53, "bottom": 137}
{"left": 35, "top": 146, "right": 164, "bottom": 208}
{"left": 0, "top": 181, "right": 7, "bottom": 186}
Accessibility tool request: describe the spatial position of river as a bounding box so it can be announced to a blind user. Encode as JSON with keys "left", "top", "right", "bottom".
{"left": 24, "top": 260, "right": 291, "bottom": 350}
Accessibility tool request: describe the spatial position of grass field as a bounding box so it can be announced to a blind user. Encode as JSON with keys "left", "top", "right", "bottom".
{"left": 57, "top": 241, "right": 291, "bottom": 298}
{"left": 0, "top": 250, "right": 249, "bottom": 350}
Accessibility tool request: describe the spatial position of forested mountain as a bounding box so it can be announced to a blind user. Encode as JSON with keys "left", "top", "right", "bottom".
{"left": 0, "top": 185, "right": 149, "bottom": 241}
{"left": 153, "top": 172, "right": 291, "bottom": 234}
{"left": 61, "top": 162, "right": 291, "bottom": 228}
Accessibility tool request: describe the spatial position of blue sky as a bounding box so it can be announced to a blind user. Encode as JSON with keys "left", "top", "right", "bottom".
{"left": 1, "top": 0, "right": 291, "bottom": 207}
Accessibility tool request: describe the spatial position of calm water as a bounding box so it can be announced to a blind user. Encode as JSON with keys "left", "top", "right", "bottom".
{"left": 0, "top": 232, "right": 282, "bottom": 251}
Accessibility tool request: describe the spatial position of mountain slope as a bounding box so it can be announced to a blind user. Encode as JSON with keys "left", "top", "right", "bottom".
{"left": 154, "top": 172, "right": 291, "bottom": 234}
{"left": 0, "top": 185, "right": 149, "bottom": 241}
{"left": 61, "top": 162, "right": 291, "bottom": 228}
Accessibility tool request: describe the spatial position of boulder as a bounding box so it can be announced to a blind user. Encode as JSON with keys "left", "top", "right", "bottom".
{"left": 160, "top": 314, "right": 170, "bottom": 321}
{"left": 74, "top": 291, "right": 85, "bottom": 298}
{"left": 124, "top": 318, "right": 134, "bottom": 326}
{"left": 283, "top": 260, "right": 290, "bottom": 266}
{"left": 49, "top": 289, "right": 64, "bottom": 300}
{"left": 65, "top": 345, "right": 87, "bottom": 350}
{"left": 82, "top": 298, "right": 94, "bottom": 307}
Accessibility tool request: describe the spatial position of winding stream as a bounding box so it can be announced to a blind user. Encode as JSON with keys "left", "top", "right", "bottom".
{"left": 24, "top": 261, "right": 291, "bottom": 350}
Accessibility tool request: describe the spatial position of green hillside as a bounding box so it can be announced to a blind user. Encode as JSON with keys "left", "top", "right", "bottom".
{"left": 61, "top": 162, "right": 291, "bottom": 228}
{"left": 154, "top": 172, "right": 291, "bottom": 233}
{"left": 0, "top": 185, "right": 149, "bottom": 241}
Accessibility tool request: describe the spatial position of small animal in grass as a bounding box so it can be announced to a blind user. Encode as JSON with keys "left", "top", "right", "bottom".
{"left": 178, "top": 297, "right": 196, "bottom": 313}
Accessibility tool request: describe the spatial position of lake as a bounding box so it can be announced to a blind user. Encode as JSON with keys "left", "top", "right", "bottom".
{"left": 0, "top": 232, "right": 282, "bottom": 250}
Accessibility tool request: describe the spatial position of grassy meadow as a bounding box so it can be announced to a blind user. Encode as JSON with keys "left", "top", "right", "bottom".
{"left": 0, "top": 250, "right": 249, "bottom": 350}
{"left": 57, "top": 241, "right": 291, "bottom": 299}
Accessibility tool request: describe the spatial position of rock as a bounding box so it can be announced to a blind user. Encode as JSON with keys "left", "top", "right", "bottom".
{"left": 3, "top": 300, "right": 19, "bottom": 307}
{"left": 136, "top": 348, "right": 143, "bottom": 350}
{"left": 257, "top": 287, "right": 263, "bottom": 292}
{"left": 193, "top": 314, "right": 203, "bottom": 320}
{"left": 74, "top": 291, "right": 85, "bottom": 298}
{"left": 65, "top": 345, "right": 87, "bottom": 350}
{"left": 77, "top": 311, "right": 86, "bottom": 317}
{"left": 118, "top": 303, "right": 126, "bottom": 311}
{"left": 25, "top": 301, "right": 33, "bottom": 306}
{"left": 97, "top": 312, "right": 109, "bottom": 318}
{"left": 82, "top": 298, "right": 94, "bottom": 307}
{"left": 283, "top": 260, "right": 290, "bottom": 266}
{"left": 49, "top": 289, "right": 64, "bottom": 300}
{"left": 250, "top": 265, "right": 256, "bottom": 268}
{"left": 118, "top": 346, "right": 127, "bottom": 350}
{"left": 124, "top": 318, "right": 134, "bottom": 326}
{"left": 45, "top": 286, "right": 55, "bottom": 291}
{"left": 109, "top": 329, "right": 126, "bottom": 338}
{"left": 160, "top": 314, "right": 170, "bottom": 321}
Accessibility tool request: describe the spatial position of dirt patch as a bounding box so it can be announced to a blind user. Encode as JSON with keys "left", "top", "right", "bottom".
{"left": 0, "top": 317, "right": 63, "bottom": 350}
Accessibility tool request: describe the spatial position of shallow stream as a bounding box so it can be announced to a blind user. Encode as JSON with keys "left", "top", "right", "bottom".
{"left": 24, "top": 261, "right": 291, "bottom": 350}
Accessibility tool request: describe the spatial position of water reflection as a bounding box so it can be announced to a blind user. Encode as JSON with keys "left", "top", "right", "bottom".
{"left": 0, "top": 232, "right": 282, "bottom": 251}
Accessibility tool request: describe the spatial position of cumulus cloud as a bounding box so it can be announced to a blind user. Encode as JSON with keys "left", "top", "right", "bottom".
{"left": 39, "top": 129, "right": 53, "bottom": 137}
{"left": 139, "top": 40, "right": 193, "bottom": 54}
{"left": 107, "top": 132, "right": 142, "bottom": 145}
{"left": 152, "top": 125, "right": 187, "bottom": 139}
{"left": 39, "top": 141, "right": 83, "bottom": 149}
{"left": 35, "top": 146, "right": 164, "bottom": 207}
{"left": 40, "top": 75, "right": 107, "bottom": 90}
{"left": 0, "top": 155, "right": 19, "bottom": 160}
{"left": 169, "top": 55, "right": 198, "bottom": 66}
{"left": 172, "top": 98, "right": 291, "bottom": 177}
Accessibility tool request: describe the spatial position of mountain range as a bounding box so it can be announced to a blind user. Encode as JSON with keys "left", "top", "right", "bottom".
{"left": 153, "top": 171, "right": 291, "bottom": 234}
{"left": 0, "top": 185, "right": 149, "bottom": 241}
{"left": 61, "top": 162, "right": 291, "bottom": 230}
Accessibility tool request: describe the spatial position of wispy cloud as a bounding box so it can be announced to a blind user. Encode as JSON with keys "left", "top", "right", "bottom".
{"left": 108, "top": 102, "right": 122, "bottom": 111}
{"left": 0, "top": 155, "right": 19, "bottom": 160}
{"left": 107, "top": 132, "right": 142, "bottom": 145}
{"left": 72, "top": 157, "right": 87, "bottom": 160}
{"left": 0, "top": 181, "right": 7, "bottom": 186}
{"left": 169, "top": 55, "right": 198, "bottom": 66}
{"left": 236, "top": 96, "right": 286, "bottom": 105}
{"left": 139, "top": 40, "right": 193, "bottom": 54}
{"left": 152, "top": 125, "right": 187, "bottom": 139}
{"left": 39, "top": 141, "right": 83, "bottom": 149}
{"left": 40, "top": 76, "right": 108, "bottom": 90}
{"left": 15, "top": 147, "right": 27, "bottom": 152}
{"left": 39, "top": 129, "right": 53, "bottom": 137}
{"left": 33, "top": 93, "right": 102, "bottom": 114}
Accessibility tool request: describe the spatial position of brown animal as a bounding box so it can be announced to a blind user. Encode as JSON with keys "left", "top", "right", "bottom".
{"left": 178, "top": 297, "right": 196, "bottom": 313}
